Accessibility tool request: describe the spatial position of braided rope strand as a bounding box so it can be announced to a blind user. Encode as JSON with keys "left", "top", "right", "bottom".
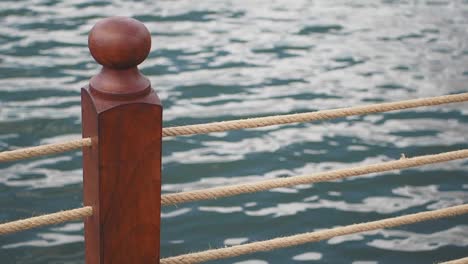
{"left": 0, "top": 206, "right": 93, "bottom": 235}
{"left": 160, "top": 204, "right": 468, "bottom": 264}
{"left": 161, "top": 149, "right": 468, "bottom": 206}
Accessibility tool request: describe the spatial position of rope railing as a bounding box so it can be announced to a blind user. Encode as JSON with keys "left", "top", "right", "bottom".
{"left": 1, "top": 93, "right": 468, "bottom": 162}
{"left": 440, "top": 257, "right": 468, "bottom": 264}
{"left": 161, "top": 149, "right": 468, "bottom": 206}
{"left": 0, "top": 206, "right": 93, "bottom": 235}
{"left": 4, "top": 17, "right": 465, "bottom": 263}
{"left": 0, "top": 138, "right": 92, "bottom": 162}
{"left": 161, "top": 92, "right": 468, "bottom": 137}
{"left": 160, "top": 203, "right": 468, "bottom": 264}
{"left": 2, "top": 149, "right": 466, "bottom": 236}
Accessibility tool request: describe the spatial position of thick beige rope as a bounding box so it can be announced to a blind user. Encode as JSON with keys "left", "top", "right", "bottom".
{"left": 0, "top": 138, "right": 92, "bottom": 162}
{"left": 160, "top": 203, "right": 468, "bottom": 264}
{"left": 162, "top": 92, "right": 468, "bottom": 136}
{"left": 0, "top": 206, "right": 93, "bottom": 235}
{"left": 1, "top": 93, "right": 468, "bottom": 162}
{"left": 440, "top": 257, "right": 468, "bottom": 264}
{"left": 161, "top": 149, "right": 468, "bottom": 206}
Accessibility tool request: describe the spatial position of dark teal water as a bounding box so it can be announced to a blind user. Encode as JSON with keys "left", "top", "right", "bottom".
{"left": 1, "top": 0, "right": 468, "bottom": 263}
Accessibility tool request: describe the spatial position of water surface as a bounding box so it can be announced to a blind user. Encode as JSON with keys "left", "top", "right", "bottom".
{"left": 0, "top": 0, "right": 468, "bottom": 263}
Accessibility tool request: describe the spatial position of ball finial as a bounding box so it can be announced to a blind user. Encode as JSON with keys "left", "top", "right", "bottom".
{"left": 88, "top": 17, "right": 151, "bottom": 69}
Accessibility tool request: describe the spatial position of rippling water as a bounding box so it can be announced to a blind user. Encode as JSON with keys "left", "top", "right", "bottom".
{"left": 1, "top": 0, "right": 468, "bottom": 263}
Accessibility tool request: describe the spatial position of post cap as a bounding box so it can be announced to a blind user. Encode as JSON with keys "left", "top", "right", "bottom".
{"left": 88, "top": 17, "right": 151, "bottom": 69}
{"left": 88, "top": 17, "right": 152, "bottom": 98}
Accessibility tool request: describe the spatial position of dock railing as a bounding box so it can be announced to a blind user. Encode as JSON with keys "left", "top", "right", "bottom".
{"left": 0, "top": 17, "right": 468, "bottom": 264}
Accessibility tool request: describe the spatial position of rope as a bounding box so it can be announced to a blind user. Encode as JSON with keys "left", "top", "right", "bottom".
{"left": 161, "top": 149, "right": 468, "bottom": 206}
{"left": 162, "top": 92, "right": 468, "bottom": 136}
{"left": 1, "top": 93, "right": 467, "bottom": 162}
{"left": 160, "top": 203, "right": 468, "bottom": 264}
{"left": 0, "top": 138, "right": 92, "bottom": 162}
{"left": 440, "top": 257, "right": 468, "bottom": 264}
{"left": 0, "top": 206, "right": 93, "bottom": 235}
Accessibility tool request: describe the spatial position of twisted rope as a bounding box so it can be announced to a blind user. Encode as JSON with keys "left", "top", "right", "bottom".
{"left": 0, "top": 138, "right": 92, "bottom": 162}
{"left": 0, "top": 206, "right": 93, "bottom": 235}
{"left": 440, "top": 257, "right": 468, "bottom": 264}
{"left": 162, "top": 92, "right": 468, "bottom": 136}
{"left": 161, "top": 149, "right": 468, "bottom": 206}
{"left": 160, "top": 203, "right": 468, "bottom": 264}
{"left": 1, "top": 93, "right": 468, "bottom": 162}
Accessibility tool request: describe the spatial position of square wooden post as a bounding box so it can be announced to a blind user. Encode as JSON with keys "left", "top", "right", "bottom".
{"left": 81, "top": 17, "right": 162, "bottom": 264}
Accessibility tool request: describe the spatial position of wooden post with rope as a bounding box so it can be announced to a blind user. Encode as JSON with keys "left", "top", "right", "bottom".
{"left": 81, "top": 17, "right": 162, "bottom": 264}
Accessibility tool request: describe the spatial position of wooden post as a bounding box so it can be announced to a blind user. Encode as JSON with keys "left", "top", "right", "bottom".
{"left": 81, "top": 17, "right": 162, "bottom": 264}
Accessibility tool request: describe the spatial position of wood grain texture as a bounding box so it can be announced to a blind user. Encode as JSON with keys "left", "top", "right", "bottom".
{"left": 82, "top": 16, "right": 162, "bottom": 264}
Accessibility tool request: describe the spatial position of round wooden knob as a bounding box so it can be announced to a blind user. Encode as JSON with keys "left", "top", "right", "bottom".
{"left": 88, "top": 17, "right": 152, "bottom": 98}
{"left": 88, "top": 17, "right": 151, "bottom": 69}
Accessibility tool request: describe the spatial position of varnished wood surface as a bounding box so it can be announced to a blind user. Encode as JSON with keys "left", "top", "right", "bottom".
{"left": 82, "top": 16, "right": 162, "bottom": 264}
